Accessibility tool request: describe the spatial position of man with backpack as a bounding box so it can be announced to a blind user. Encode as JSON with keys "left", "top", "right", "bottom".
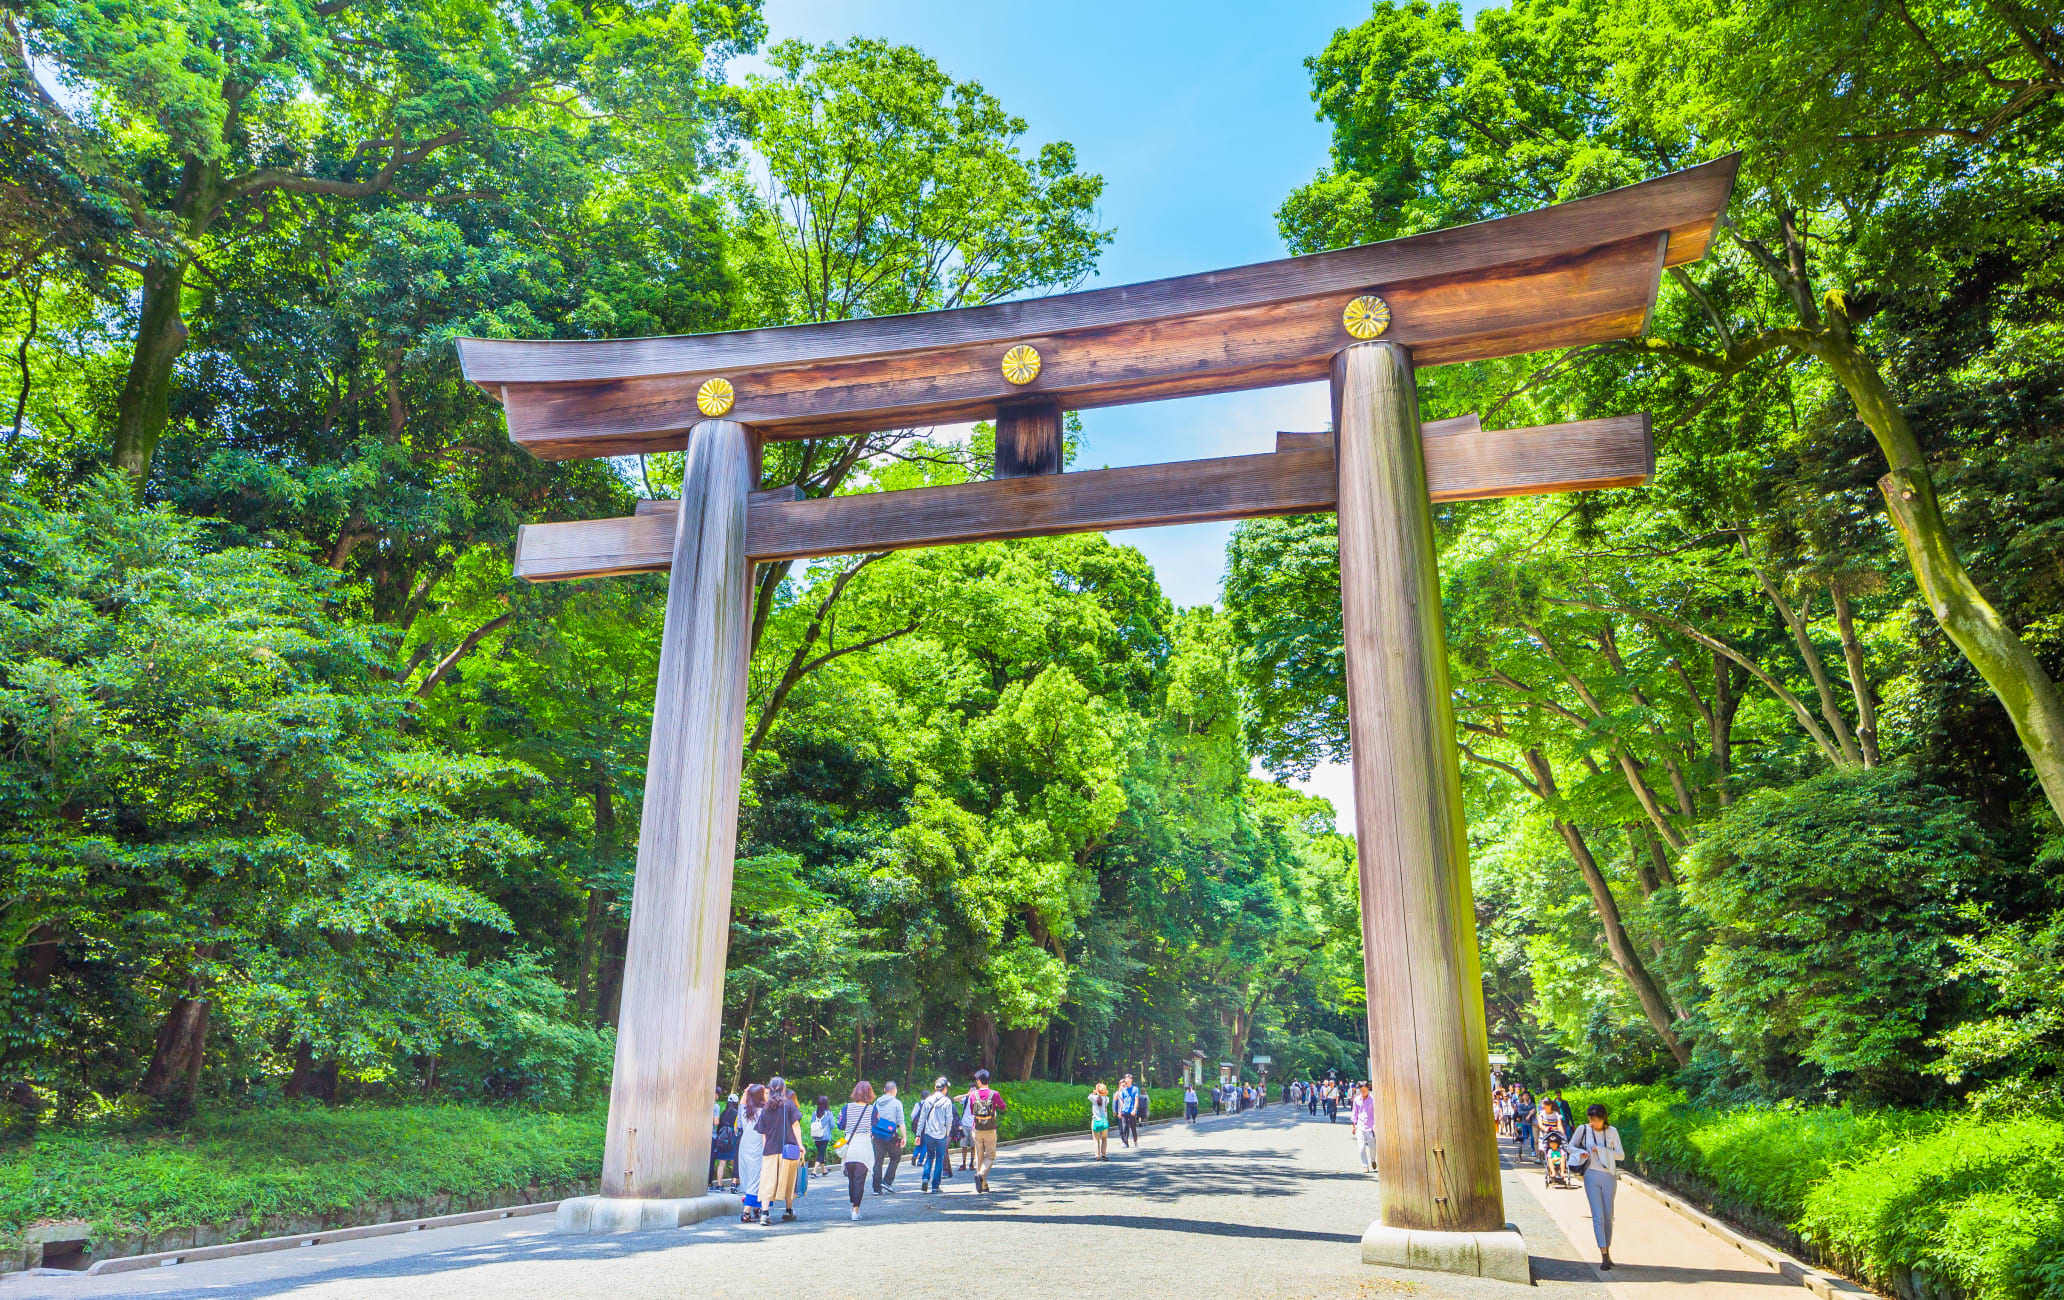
{"left": 959, "top": 1069, "right": 1007, "bottom": 1192}
{"left": 1114, "top": 1074, "right": 1141, "bottom": 1147}
{"left": 912, "top": 1077, "right": 957, "bottom": 1192}
{"left": 870, "top": 1080, "right": 908, "bottom": 1195}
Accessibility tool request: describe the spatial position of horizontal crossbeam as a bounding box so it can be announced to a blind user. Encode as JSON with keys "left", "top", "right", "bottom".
{"left": 510, "top": 414, "right": 1651, "bottom": 581}
{"left": 457, "top": 159, "right": 1734, "bottom": 460}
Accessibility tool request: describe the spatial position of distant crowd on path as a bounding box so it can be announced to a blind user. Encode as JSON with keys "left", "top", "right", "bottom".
{"left": 708, "top": 1068, "right": 1010, "bottom": 1226}
{"left": 1493, "top": 1080, "right": 1626, "bottom": 1270}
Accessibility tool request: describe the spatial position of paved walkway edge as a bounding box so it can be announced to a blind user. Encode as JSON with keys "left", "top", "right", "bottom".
{"left": 1619, "top": 1172, "right": 1883, "bottom": 1300}
{"left": 82, "top": 1202, "right": 561, "bottom": 1276}
{"left": 73, "top": 1107, "right": 1276, "bottom": 1279}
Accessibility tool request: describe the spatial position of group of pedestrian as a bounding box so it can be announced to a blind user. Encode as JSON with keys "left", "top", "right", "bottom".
{"left": 1287, "top": 1077, "right": 1359, "bottom": 1122}
{"left": 705, "top": 1068, "right": 1013, "bottom": 1226}
{"left": 1493, "top": 1080, "right": 1626, "bottom": 1270}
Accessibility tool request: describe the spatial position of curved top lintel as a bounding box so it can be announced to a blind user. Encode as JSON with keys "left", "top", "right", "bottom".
{"left": 456, "top": 156, "right": 1739, "bottom": 391}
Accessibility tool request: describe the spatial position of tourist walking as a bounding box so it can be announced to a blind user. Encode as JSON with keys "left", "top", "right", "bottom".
{"left": 754, "top": 1077, "right": 804, "bottom": 1224}
{"left": 711, "top": 1091, "right": 739, "bottom": 1190}
{"left": 1088, "top": 1081, "right": 1112, "bottom": 1160}
{"left": 1183, "top": 1082, "right": 1198, "bottom": 1122}
{"left": 1322, "top": 1080, "right": 1339, "bottom": 1123}
{"left": 835, "top": 1082, "right": 882, "bottom": 1220}
{"left": 1535, "top": 1094, "right": 1566, "bottom": 1166}
{"left": 1130, "top": 1078, "right": 1151, "bottom": 1140}
{"left": 912, "top": 1077, "right": 956, "bottom": 1192}
{"left": 737, "top": 1083, "right": 767, "bottom": 1223}
{"left": 809, "top": 1095, "right": 833, "bottom": 1174}
{"left": 1307, "top": 1083, "right": 1319, "bottom": 1116}
{"left": 871, "top": 1080, "right": 908, "bottom": 1194}
{"left": 957, "top": 1086, "right": 977, "bottom": 1171}
{"left": 1349, "top": 1082, "right": 1377, "bottom": 1173}
{"left": 1115, "top": 1074, "right": 1141, "bottom": 1147}
{"left": 1512, "top": 1089, "right": 1535, "bottom": 1162}
{"left": 1570, "top": 1103, "right": 1627, "bottom": 1270}
{"left": 961, "top": 1068, "right": 1007, "bottom": 1192}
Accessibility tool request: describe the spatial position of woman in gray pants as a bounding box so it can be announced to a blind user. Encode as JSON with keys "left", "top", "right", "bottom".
{"left": 1569, "top": 1103, "right": 1627, "bottom": 1270}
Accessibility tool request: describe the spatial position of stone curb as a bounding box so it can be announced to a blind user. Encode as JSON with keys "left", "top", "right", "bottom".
{"left": 82, "top": 1202, "right": 561, "bottom": 1276}
{"left": 1619, "top": 1171, "right": 1883, "bottom": 1300}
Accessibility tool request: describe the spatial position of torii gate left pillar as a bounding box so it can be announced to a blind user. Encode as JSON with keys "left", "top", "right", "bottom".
{"left": 555, "top": 418, "right": 753, "bottom": 1234}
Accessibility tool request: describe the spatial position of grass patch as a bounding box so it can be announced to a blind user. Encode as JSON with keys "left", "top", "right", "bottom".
{"left": 0, "top": 1101, "right": 605, "bottom": 1255}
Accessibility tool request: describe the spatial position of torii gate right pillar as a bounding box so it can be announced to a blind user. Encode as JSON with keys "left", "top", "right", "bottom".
{"left": 1335, "top": 342, "right": 1528, "bottom": 1281}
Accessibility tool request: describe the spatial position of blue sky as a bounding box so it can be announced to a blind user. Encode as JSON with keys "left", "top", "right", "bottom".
{"left": 735, "top": 1, "right": 1490, "bottom": 817}
{"left": 735, "top": 0, "right": 1375, "bottom": 606}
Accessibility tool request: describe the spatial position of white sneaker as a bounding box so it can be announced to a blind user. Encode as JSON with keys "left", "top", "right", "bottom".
{"left": 849, "top": 1209, "right": 860, "bottom": 1221}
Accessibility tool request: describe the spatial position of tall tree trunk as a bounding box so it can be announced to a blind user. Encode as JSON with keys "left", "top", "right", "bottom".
{"left": 1711, "top": 652, "right": 1740, "bottom": 805}
{"left": 730, "top": 981, "right": 757, "bottom": 1093}
{"left": 574, "top": 781, "right": 618, "bottom": 1017}
{"left": 853, "top": 1019, "right": 866, "bottom": 1080}
{"left": 597, "top": 927, "right": 626, "bottom": 1028}
{"left": 573, "top": 887, "right": 607, "bottom": 1018}
{"left": 1742, "top": 538, "right": 1863, "bottom": 764}
{"left": 1818, "top": 334, "right": 2064, "bottom": 820}
{"left": 1000, "top": 1027, "right": 1038, "bottom": 1081}
{"left": 1830, "top": 584, "right": 1880, "bottom": 766}
{"left": 1524, "top": 751, "right": 1690, "bottom": 1064}
{"left": 111, "top": 259, "right": 191, "bottom": 483}
{"left": 138, "top": 994, "right": 211, "bottom": 1101}
{"left": 968, "top": 1011, "right": 997, "bottom": 1073}
{"left": 906, "top": 1013, "right": 922, "bottom": 1084}
{"left": 138, "top": 951, "right": 215, "bottom": 1104}
{"left": 285, "top": 1040, "right": 315, "bottom": 1100}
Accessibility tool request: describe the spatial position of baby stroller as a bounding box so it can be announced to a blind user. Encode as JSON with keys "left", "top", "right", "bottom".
{"left": 1542, "top": 1131, "right": 1574, "bottom": 1189}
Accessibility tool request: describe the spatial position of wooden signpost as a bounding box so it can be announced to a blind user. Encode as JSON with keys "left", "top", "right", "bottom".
{"left": 458, "top": 157, "right": 1738, "bottom": 1272}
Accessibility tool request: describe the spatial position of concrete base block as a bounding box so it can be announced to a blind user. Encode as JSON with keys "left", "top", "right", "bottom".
{"left": 1363, "top": 1221, "right": 1531, "bottom": 1285}
{"left": 554, "top": 1194, "right": 743, "bottom": 1235}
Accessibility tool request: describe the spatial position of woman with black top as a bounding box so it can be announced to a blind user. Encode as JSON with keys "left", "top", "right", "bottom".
{"left": 753, "top": 1077, "right": 805, "bottom": 1224}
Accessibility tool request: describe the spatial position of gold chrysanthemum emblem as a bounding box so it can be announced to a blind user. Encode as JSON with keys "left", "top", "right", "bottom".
{"left": 1001, "top": 344, "right": 1042, "bottom": 386}
{"left": 1342, "top": 295, "right": 1392, "bottom": 340}
{"left": 695, "top": 377, "right": 735, "bottom": 417}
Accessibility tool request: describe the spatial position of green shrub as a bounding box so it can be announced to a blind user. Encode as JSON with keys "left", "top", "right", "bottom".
{"left": 1800, "top": 1112, "right": 2064, "bottom": 1300}
{"left": 0, "top": 1101, "right": 605, "bottom": 1253}
{"left": 1563, "top": 1084, "right": 2064, "bottom": 1300}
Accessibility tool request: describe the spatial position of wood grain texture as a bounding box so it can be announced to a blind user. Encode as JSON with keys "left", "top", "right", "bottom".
{"left": 490, "top": 233, "right": 1669, "bottom": 458}
{"left": 1275, "top": 412, "right": 1481, "bottom": 452}
{"left": 511, "top": 414, "right": 1651, "bottom": 579}
{"left": 1334, "top": 342, "right": 1504, "bottom": 1234}
{"left": 994, "top": 398, "right": 1063, "bottom": 478}
{"left": 598, "top": 418, "right": 753, "bottom": 1201}
{"left": 457, "top": 157, "right": 1737, "bottom": 388}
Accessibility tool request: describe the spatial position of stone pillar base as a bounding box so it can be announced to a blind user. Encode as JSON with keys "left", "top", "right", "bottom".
{"left": 1362, "top": 1221, "right": 1530, "bottom": 1284}
{"left": 554, "top": 1194, "right": 742, "bottom": 1234}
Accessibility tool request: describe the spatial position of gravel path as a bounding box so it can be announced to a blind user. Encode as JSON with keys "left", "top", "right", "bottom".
{"left": 7, "top": 1107, "right": 1613, "bottom": 1300}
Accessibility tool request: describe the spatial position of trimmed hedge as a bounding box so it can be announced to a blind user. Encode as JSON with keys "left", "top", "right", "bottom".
{"left": 1568, "top": 1085, "right": 2064, "bottom": 1300}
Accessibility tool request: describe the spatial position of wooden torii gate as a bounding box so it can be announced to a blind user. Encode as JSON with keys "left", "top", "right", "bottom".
{"left": 457, "top": 157, "right": 1736, "bottom": 1277}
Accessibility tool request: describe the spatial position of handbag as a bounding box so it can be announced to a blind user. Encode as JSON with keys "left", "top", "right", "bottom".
{"left": 839, "top": 1103, "right": 877, "bottom": 1156}
{"left": 781, "top": 1141, "right": 803, "bottom": 1161}
{"left": 871, "top": 1111, "right": 900, "bottom": 1141}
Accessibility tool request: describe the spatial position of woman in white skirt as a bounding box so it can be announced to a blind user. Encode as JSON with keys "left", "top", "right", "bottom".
{"left": 735, "top": 1084, "right": 767, "bottom": 1223}
{"left": 834, "top": 1081, "right": 881, "bottom": 1221}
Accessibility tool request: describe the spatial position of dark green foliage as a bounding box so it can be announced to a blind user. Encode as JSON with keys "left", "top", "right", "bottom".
{"left": 1684, "top": 768, "right": 1996, "bottom": 1099}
